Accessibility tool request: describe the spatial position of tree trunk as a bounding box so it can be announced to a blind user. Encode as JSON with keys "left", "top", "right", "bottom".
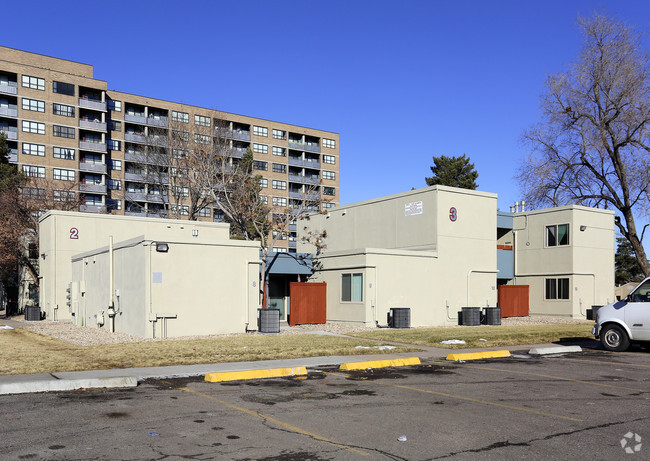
{"left": 620, "top": 209, "right": 650, "bottom": 278}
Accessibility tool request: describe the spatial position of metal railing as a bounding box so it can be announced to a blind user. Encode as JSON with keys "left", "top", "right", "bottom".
{"left": 79, "top": 119, "right": 107, "bottom": 131}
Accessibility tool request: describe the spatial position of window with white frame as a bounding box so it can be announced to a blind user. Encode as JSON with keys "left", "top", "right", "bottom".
{"left": 107, "top": 179, "right": 121, "bottom": 190}
{"left": 253, "top": 126, "right": 268, "bottom": 137}
{"left": 22, "top": 165, "right": 45, "bottom": 178}
{"left": 272, "top": 180, "right": 286, "bottom": 190}
{"left": 272, "top": 146, "right": 286, "bottom": 156}
{"left": 322, "top": 202, "right": 335, "bottom": 209}
{"left": 171, "top": 204, "right": 190, "bottom": 216}
{"left": 260, "top": 195, "right": 268, "bottom": 204}
{"left": 172, "top": 111, "right": 189, "bottom": 123}
{"left": 259, "top": 178, "right": 268, "bottom": 188}
{"left": 322, "top": 170, "right": 336, "bottom": 180}
{"left": 53, "top": 168, "right": 75, "bottom": 181}
{"left": 323, "top": 186, "right": 335, "bottom": 196}
{"left": 272, "top": 163, "right": 286, "bottom": 174}
{"left": 110, "top": 159, "right": 121, "bottom": 170}
{"left": 323, "top": 154, "right": 335, "bottom": 164}
{"left": 272, "top": 129, "right": 286, "bottom": 140}
{"left": 194, "top": 114, "right": 210, "bottom": 127}
{"left": 198, "top": 207, "right": 211, "bottom": 217}
{"left": 172, "top": 149, "right": 188, "bottom": 159}
{"left": 21, "top": 75, "right": 44, "bottom": 91}
{"left": 53, "top": 103, "right": 75, "bottom": 117}
{"left": 109, "top": 120, "right": 121, "bottom": 131}
{"left": 22, "top": 120, "right": 45, "bottom": 134}
{"left": 54, "top": 190, "right": 75, "bottom": 202}
{"left": 22, "top": 98, "right": 44, "bottom": 112}
{"left": 545, "top": 278, "right": 569, "bottom": 300}
{"left": 546, "top": 224, "right": 569, "bottom": 247}
{"left": 53, "top": 146, "right": 75, "bottom": 160}
{"left": 22, "top": 142, "right": 45, "bottom": 156}
{"left": 272, "top": 197, "right": 287, "bottom": 207}
{"left": 342, "top": 273, "right": 363, "bottom": 302}
{"left": 53, "top": 125, "right": 75, "bottom": 138}
{"left": 253, "top": 143, "right": 268, "bottom": 154}
{"left": 323, "top": 138, "right": 336, "bottom": 149}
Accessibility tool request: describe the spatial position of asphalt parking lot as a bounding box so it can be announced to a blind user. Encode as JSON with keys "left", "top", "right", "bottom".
{"left": 2, "top": 346, "right": 649, "bottom": 460}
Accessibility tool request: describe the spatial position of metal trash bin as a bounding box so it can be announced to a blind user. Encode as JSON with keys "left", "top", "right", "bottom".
{"left": 461, "top": 307, "right": 481, "bottom": 326}
{"left": 484, "top": 307, "right": 501, "bottom": 325}
{"left": 258, "top": 308, "right": 280, "bottom": 333}
{"left": 389, "top": 308, "right": 411, "bottom": 328}
{"left": 25, "top": 306, "right": 41, "bottom": 321}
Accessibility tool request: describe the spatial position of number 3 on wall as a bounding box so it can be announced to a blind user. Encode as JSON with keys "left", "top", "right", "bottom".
{"left": 70, "top": 228, "right": 79, "bottom": 239}
{"left": 449, "top": 207, "right": 457, "bottom": 222}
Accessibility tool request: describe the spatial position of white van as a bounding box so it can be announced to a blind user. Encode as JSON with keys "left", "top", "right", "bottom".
{"left": 593, "top": 278, "right": 650, "bottom": 351}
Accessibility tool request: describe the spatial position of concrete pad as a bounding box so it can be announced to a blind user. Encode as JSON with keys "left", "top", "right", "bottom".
{"left": 205, "top": 366, "right": 308, "bottom": 382}
{"left": 0, "top": 376, "right": 138, "bottom": 395}
{"left": 339, "top": 357, "right": 421, "bottom": 371}
{"left": 446, "top": 350, "right": 511, "bottom": 361}
{"left": 529, "top": 345, "right": 582, "bottom": 355}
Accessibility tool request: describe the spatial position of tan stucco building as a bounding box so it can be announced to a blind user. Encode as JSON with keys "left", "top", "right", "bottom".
{"left": 39, "top": 211, "right": 260, "bottom": 337}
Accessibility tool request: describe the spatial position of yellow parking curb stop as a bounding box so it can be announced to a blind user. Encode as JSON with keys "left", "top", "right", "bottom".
{"left": 205, "top": 366, "right": 307, "bottom": 382}
{"left": 446, "top": 350, "right": 511, "bottom": 361}
{"left": 339, "top": 357, "right": 421, "bottom": 371}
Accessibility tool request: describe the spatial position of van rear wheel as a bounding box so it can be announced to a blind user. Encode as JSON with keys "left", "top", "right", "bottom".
{"left": 600, "top": 324, "right": 630, "bottom": 352}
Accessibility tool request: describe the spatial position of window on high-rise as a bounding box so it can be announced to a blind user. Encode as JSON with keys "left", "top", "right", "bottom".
{"left": 21, "top": 75, "right": 44, "bottom": 91}
{"left": 53, "top": 147, "right": 75, "bottom": 160}
{"left": 272, "top": 146, "right": 286, "bottom": 156}
{"left": 272, "top": 163, "right": 286, "bottom": 174}
{"left": 22, "top": 98, "right": 44, "bottom": 112}
{"left": 22, "top": 142, "right": 45, "bottom": 156}
{"left": 253, "top": 143, "right": 268, "bottom": 154}
{"left": 272, "top": 180, "right": 286, "bottom": 190}
{"left": 323, "top": 154, "right": 336, "bottom": 164}
{"left": 53, "top": 125, "right": 75, "bottom": 138}
{"left": 172, "top": 111, "right": 189, "bottom": 123}
{"left": 53, "top": 168, "right": 75, "bottom": 181}
{"left": 323, "top": 138, "right": 336, "bottom": 149}
{"left": 22, "top": 120, "right": 45, "bottom": 134}
{"left": 22, "top": 165, "right": 45, "bottom": 178}
{"left": 53, "top": 81, "right": 75, "bottom": 96}
{"left": 194, "top": 115, "right": 210, "bottom": 127}
{"left": 323, "top": 170, "right": 336, "bottom": 180}
{"left": 253, "top": 126, "right": 268, "bottom": 137}
{"left": 53, "top": 103, "right": 75, "bottom": 117}
{"left": 272, "top": 129, "right": 286, "bottom": 140}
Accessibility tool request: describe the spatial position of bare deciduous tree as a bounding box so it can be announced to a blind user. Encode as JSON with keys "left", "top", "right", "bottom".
{"left": 518, "top": 13, "right": 650, "bottom": 276}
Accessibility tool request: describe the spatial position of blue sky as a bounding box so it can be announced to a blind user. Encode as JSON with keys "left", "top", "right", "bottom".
{"left": 4, "top": 0, "right": 650, "bottom": 211}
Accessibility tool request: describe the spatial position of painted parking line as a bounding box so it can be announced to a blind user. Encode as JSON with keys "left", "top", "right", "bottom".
{"left": 324, "top": 371, "right": 582, "bottom": 422}
{"left": 427, "top": 361, "right": 650, "bottom": 394}
{"left": 180, "top": 387, "right": 369, "bottom": 456}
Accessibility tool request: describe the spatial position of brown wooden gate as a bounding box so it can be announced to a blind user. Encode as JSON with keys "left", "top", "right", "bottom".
{"left": 498, "top": 285, "right": 529, "bottom": 317}
{"left": 289, "top": 282, "right": 326, "bottom": 326}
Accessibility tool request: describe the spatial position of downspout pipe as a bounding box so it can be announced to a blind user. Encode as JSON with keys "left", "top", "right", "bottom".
{"left": 108, "top": 236, "right": 116, "bottom": 332}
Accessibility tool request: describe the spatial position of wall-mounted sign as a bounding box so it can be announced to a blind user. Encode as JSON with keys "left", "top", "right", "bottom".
{"left": 449, "top": 207, "right": 457, "bottom": 222}
{"left": 70, "top": 228, "right": 79, "bottom": 239}
{"left": 405, "top": 201, "right": 423, "bottom": 216}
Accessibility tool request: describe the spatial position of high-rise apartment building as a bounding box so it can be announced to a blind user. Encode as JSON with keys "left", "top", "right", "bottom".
{"left": 0, "top": 46, "right": 339, "bottom": 252}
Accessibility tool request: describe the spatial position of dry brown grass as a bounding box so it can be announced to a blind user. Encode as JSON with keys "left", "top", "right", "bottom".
{"left": 0, "top": 328, "right": 420, "bottom": 375}
{"left": 349, "top": 323, "right": 594, "bottom": 349}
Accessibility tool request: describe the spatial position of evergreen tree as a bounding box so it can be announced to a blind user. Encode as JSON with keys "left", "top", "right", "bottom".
{"left": 615, "top": 237, "right": 645, "bottom": 285}
{"left": 425, "top": 154, "right": 478, "bottom": 190}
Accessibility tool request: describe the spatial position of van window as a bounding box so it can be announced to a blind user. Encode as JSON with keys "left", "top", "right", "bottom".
{"left": 629, "top": 280, "right": 650, "bottom": 302}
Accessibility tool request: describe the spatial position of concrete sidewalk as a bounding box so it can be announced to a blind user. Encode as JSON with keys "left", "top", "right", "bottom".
{"left": 0, "top": 341, "right": 596, "bottom": 396}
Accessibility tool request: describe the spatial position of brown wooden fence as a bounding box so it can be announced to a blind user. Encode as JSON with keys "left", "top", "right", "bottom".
{"left": 289, "top": 282, "right": 327, "bottom": 326}
{"left": 498, "top": 285, "right": 529, "bottom": 317}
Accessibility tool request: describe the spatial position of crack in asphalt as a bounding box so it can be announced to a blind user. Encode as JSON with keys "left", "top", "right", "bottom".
{"left": 430, "top": 415, "right": 650, "bottom": 459}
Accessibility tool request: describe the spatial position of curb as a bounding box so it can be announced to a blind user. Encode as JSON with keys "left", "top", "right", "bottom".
{"left": 446, "top": 350, "right": 511, "bottom": 361}
{"left": 205, "top": 366, "right": 308, "bottom": 383}
{"left": 0, "top": 377, "right": 138, "bottom": 396}
{"left": 339, "top": 357, "right": 421, "bottom": 371}
{"left": 529, "top": 345, "right": 582, "bottom": 355}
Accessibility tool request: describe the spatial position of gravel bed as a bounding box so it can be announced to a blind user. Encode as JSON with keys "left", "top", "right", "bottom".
{"left": 5, "top": 314, "right": 591, "bottom": 346}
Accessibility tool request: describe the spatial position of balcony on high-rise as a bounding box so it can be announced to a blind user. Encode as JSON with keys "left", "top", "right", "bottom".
{"left": 79, "top": 87, "right": 106, "bottom": 111}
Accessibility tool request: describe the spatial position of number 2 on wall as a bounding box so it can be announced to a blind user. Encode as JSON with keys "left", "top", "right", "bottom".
{"left": 70, "top": 228, "right": 79, "bottom": 239}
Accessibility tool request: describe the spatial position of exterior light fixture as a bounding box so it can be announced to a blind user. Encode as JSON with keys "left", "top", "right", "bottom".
{"left": 580, "top": 225, "right": 587, "bottom": 232}
{"left": 156, "top": 242, "right": 169, "bottom": 253}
